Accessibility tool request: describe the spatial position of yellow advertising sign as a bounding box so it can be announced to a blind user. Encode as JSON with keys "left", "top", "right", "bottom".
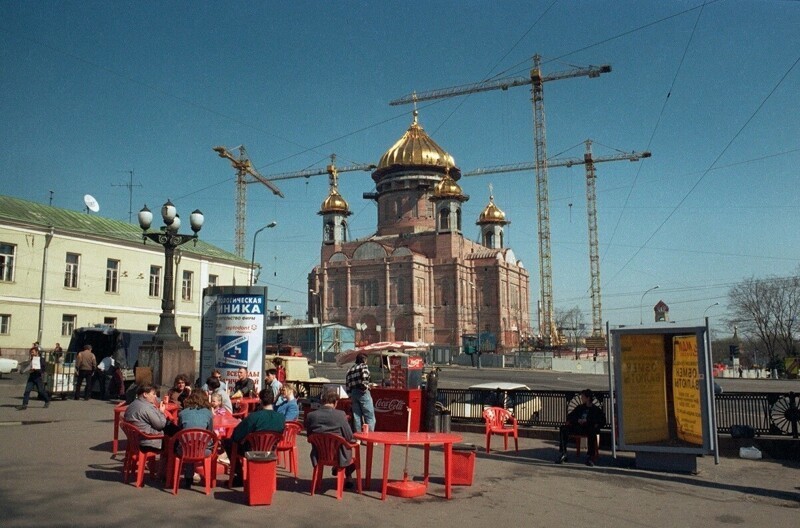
{"left": 672, "top": 335, "right": 703, "bottom": 445}
{"left": 620, "top": 334, "right": 669, "bottom": 444}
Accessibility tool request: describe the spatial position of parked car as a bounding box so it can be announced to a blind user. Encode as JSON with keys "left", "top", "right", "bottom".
{"left": 0, "top": 357, "right": 19, "bottom": 377}
{"left": 441, "top": 382, "right": 542, "bottom": 423}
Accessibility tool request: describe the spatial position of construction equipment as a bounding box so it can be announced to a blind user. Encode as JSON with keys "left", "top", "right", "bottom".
{"left": 464, "top": 140, "right": 651, "bottom": 338}
{"left": 213, "top": 145, "right": 285, "bottom": 258}
{"left": 266, "top": 154, "right": 376, "bottom": 184}
{"left": 390, "top": 54, "right": 611, "bottom": 346}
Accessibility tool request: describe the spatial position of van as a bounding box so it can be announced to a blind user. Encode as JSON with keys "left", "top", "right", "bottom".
{"left": 264, "top": 355, "right": 329, "bottom": 383}
{"left": 67, "top": 326, "right": 154, "bottom": 368}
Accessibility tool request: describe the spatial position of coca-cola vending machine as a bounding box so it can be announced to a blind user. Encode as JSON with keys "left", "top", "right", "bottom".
{"left": 371, "top": 355, "right": 424, "bottom": 432}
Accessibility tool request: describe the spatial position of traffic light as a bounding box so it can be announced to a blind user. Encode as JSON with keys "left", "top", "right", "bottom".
{"left": 729, "top": 344, "right": 739, "bottom": 360}
{"left": 276, "top": 332, "right": 283, "bottom": 345}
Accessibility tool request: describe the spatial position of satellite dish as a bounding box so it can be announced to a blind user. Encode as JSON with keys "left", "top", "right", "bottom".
{"left": 83, "top": 194, "right": 100, "bottom": 213}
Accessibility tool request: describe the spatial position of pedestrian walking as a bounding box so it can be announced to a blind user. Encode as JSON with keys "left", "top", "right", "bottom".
{"left": 74, "top": 344, "right": 97, "bottom": 400}
{"left": 19, "top": 343, "right": 51, "bottom": 410}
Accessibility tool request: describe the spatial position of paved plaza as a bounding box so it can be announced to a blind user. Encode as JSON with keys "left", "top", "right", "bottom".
{"left": 0, "top": 374, "right": 797, "bottom": 528}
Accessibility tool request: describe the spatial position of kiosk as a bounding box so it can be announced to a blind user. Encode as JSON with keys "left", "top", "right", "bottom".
{"left": 609, "top": 324, "right": 719, "bottom": 473}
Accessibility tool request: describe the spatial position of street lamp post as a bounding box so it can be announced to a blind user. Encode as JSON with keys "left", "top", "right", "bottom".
{"left": 138, "top": 200, "right": 204, "bottom": 341}
{"left": 250, "top": 221, "right": 277, "bottom": 286}
{"left": 639, "top": 285, "right": 660, "bottom": 325}
{"left": 703, "top": 302, "right": 720, "bottom": 319}
{"left": 309, "top": 289, "right": 320, "bottom": 363}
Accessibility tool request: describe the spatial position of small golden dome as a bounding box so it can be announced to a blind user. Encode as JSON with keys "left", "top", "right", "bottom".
{"left": 477, "top": 195, "right": 508, "bottom": 224}
{"left": 319, "top": 188, "right": 350, "bottom": 215}
{"left": 431, "top": 170, "right": 467, "bottom": 201}
{"left": 377, "top": 111, "right": 455, "bottom": 170}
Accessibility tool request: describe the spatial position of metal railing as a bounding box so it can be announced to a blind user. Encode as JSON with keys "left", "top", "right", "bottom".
{"left": 294, "top": 382, "right": 800, "bottom": 439}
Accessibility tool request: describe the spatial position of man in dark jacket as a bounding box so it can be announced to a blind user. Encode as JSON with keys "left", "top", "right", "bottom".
{"left": 305, "top": 389, "right": 357, "bottom": 487}
{"left": 18, "top": 344, "right": 50, "bottom": 410}
{"left": 555, "top": 389, "right": 605, "bottom": 466}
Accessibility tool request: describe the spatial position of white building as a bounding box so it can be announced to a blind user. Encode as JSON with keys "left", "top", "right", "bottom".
{"left": 0, "top": 195, "right": 250, "bottom": 358}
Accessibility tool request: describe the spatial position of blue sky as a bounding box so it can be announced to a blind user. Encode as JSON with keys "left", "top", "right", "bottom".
{"left": 2, "top": 1, "right": 799, "bottom": 335}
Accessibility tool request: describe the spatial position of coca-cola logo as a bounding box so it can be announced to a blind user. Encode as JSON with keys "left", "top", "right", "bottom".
{"left": 374, "top": 398, "right": 406, "bottom": 413}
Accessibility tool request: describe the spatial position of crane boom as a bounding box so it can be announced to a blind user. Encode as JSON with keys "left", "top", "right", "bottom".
{"left": 213, "top": 145, "right": 284, "bottom": 258}
{"left": 268, "top": 162, "right": 376, "bottom": 182}
{"left": 464, "top": 141, "right": 651, "bottom": 338}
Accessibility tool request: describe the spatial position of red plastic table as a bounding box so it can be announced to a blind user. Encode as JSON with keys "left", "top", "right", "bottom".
{"left": 353, "top": 431, "right": 463, "bottom": 500}
{"left": 213, "top": 413, "right": 241, "bottom": 439}
{"left": 231, "top": 396, "right": 260, "bottom": 417}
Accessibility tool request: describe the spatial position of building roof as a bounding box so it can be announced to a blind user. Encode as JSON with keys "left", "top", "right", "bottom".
{"left": 375, "top": 111, "right": 456, "bottom": 174}
{"left": 477, "top": 194, "right": 508, "bottom": 224}
{"left": 0, "top": 194, "right": 246, "bottom": 263}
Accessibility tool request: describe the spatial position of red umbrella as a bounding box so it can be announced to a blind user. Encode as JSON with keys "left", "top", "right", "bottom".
{"left": 335, "top": 341, "right": 428, "bottom": 366}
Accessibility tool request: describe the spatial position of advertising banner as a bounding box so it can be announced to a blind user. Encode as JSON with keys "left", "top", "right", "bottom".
{"left": 214, "top": 293, "right": 265, "bottom": 391}
{"left": 619, "top": 333, "right": 669, "bottom": 444}
{"left": 672, "top": 335, "right": 703, "bottom": 445}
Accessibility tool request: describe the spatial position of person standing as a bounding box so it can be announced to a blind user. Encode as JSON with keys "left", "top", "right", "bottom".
{"left": 51, "top": 342, "right": 64, "bottom": 364}
{"left": 74, "top": 344, "right": 97, "bottom": 401}
{"left": 345, "top": 353, "right": 376, "bottom": 432}
{"left": 555, "top": 389, "right": 605, "bottom": 466}
{"left": 96, "top": 354, "right": 116, "bottom": 400}
{"left": 18, "top": 344, "right": 51, "bottom": 410}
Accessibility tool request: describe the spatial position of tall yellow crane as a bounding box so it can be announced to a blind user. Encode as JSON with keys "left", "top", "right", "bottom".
{"left": 213, "top": 145, "right": 285, "bottom": 258}
{"left": 390, "top": 54, "right": 611, "bottom": 346}
{"left": 464, "top": 140, "right": 651, "bottom": 339}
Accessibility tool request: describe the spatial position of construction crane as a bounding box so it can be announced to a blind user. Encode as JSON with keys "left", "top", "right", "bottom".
{"left": 266, "top": 154, "right": 376, "bottom": 183}
{"left": 213, "top": 145, "right": 284, "bottom": 258}
{"left": 390, "top": 54, "right": 611, "bottom": 346}
{"left": 464, "top": 140, "right": 651, "bottom": 338}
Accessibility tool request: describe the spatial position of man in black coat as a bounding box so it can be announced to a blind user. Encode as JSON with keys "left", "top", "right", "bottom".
{"left": 555, "top": 389, "right": 605, "bottom": 466}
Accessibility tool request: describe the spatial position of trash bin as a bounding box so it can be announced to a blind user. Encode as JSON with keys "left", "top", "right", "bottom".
{"left": 244, "top": 451, "right": 277, "bottom": 506}
{"left": 451, "top": 443, "right": 477, "bottom": 486}
{"left": 435, "top": 410, "right": 451, "bottom": 433}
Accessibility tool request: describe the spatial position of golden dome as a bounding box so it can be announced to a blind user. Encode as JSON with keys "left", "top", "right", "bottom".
{"left": 377, "top": 111, "right": 455, "bottom": 170}
{"left": 319, "top": 188, "right": 350, "bottom": 215}
{"left": 477, "top": 195, "right": 508, "bottom": 224}
{"left": 431, "top": 170, "right": 467, "bottom": 201}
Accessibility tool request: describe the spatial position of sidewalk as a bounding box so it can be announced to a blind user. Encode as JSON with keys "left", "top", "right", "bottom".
{"left": 0, "top": 374, "right": 797, "bottom": 528}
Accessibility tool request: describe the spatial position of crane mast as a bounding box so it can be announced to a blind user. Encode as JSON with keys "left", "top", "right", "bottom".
{"left": 213, "top": 145, "right": 284, "bottom": 258}
{"left": 464, "top": 142, "right": 651, "bottom": 338}
{"left": 390, "top": 54, "right": 611, "bottom": 346}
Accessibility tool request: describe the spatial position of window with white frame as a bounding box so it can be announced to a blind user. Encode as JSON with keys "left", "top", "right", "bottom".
{"left": 181, "top": 270, "right": 193, "bottom": 301}
{"left": 149, "top": 265, "right": 161, "bottom": 297}
{"left": 0, "top": 314, "right": 10, "bottom": 334}
{"left": 64, "top": 253, "right": 80, "bottom": 288}
{"left": 62, "top": 314, "right": 76, "bottom": 336}
{"left": 180, "top": 326, "right": 191, "bottom": 343}
{"left": 103, "top": 317, "right": 117, "bottom": 328}
{"left": 208, "top": 274, "right": 218, "bottom": 288}
{"left": 0, "top": 243, "right": 15, "bottom": 282}
{"left": 106, "top": 259, "right": 120, "bottom": 293}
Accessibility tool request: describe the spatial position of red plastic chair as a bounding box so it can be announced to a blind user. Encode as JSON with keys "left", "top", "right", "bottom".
{"left": 307, "top": 433, "right": 361, "bottom": 500}
{"left": 226, "top": 431, "right": 282, "bottom": 488}
{"left": 482, "top": 407, "right": 519, "bottom": 454}
{"left": 276, "top": 421, "right": 302, "bottom": 478}
{"left": 120, "top": 421, "right": 162, "bottom": 488}
{"left": 170, "top": 428, "right": 220, "bottom": 495}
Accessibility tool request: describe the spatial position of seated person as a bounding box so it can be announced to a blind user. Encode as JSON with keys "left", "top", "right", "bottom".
{"left": 206, "top": 376, "right": 233, "bottom": 413}
{"left": 231, "top": 367, "right": 255, "bottom": 398}
{"left": 227, "top": 389, "right": 285, "bottom": 485}
{"left": 168, "top": 374, "right": 192, "bottom": 408}
{"left": 177, "top": 390, "right": 214, "bottom": 489}
{"left": 124, "top": 384, "right": 169, "bottom": 453}
{"left": 201, "top": 369, "right": 228, "bottom": 392}
{"left": 275, "top": 382, "right": 300, "bottom": 421}
{"left": 304, "top": 389, "right": 357, "bottom": 489}
{"left": 555, "top": 389, "right": 605, "bottom": 466}
{"left": 265, "top": 368, "right": 283, "bottom": 401}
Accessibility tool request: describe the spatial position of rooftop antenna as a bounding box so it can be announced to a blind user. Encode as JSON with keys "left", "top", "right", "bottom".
{"left": 49, "top": 190, "right": 54, "bottom": 206}
{"left": 83, "top": 194, "right": 100, "bottom": 214}
{"left": 112, "top": 170, "right": 142, "bottom": 223}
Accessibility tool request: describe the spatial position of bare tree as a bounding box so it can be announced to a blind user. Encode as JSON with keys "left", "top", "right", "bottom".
{"left": 727, "top": 271, "right": 800, "bottom": 369}
{"left": 555, "top": 306, "right": 587, "bottom": 359}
